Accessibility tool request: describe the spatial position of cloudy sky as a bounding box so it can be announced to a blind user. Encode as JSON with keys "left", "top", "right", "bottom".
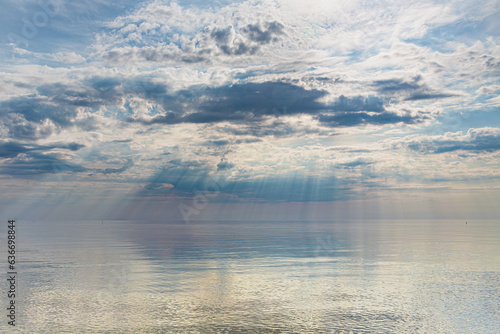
{"left": 1, "top": 0, "right": 499, "bottom": 220}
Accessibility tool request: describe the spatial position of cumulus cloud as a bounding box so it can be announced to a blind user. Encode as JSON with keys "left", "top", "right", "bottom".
{"left": 97, "top": 1, "right": 288, "bottom": 65}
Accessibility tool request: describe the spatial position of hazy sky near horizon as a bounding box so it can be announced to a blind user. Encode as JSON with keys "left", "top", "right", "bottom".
{"left": 0, "top": 0, "right": 499, "bottom": 220}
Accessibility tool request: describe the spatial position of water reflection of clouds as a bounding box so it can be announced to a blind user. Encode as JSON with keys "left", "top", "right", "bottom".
{"left": 13, "top": 220, "right": 500, "bottom": 333}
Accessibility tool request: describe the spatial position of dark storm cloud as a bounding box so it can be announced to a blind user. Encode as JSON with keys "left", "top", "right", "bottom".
{"left": 373, "top": 75, "right": 457, "bottom": 101}
{"left": 1, "top": 76, "right": 427, "bottom": 146}
{"left": 484, "top": 55, "right": 500, "bottom": 69}
{"left": 0, "top": 142, "right": 31, "bottom": 158}
{"left": 402, "top": 128, "right": 500, "bottom": 154}
{"left": 318, "top": 112, "right": 422, "bottom": 127}
{"left": 0, "top": 141, "right": 85, "bottom": 159}
{"left": 212, "top": 21, "right": 284, "bottom": 56}
{"left": 0, "top": 141, "right": 134, "bottom": 178}
{"left": 1, "top": 119, "right": 51, "bottom": 141}
{"left": 125, "top": 80, "right": 432, "bottom": 128}
{"left": 218, "top": 42, "right": 259, "bottom": 56}
{"left": 1, "top": 74, "right": 171, "bottom": 141}
{"left": 210, "top": 22, "right": 284, "bottom": 56}
{"left": 207, "top": 21, "right": 284, "bottom": 56}
{"left": 404, "top": 93, "right": 457, "bottom": 101}
{"left": 204, "top": 140, "right": 230, "bottom": 147}
{"left": 0, "top": 78, "right": 120, "bottom": 139}
{"left": 331, "top": 95, "right": 384, "bottom": 112}
{"left": 181, "top": 55, "right": 209, "bottom": 63}
{"left": 86, "top": 76, "right": 122, "bottom": 98}
{"left": 374, "top": 76, "right": 423, "bottom": 94}
{"left": 1, "top": 76, "right": 125, "bottom": 139}
{"left": 337, "top": 159, "right": 374, "bottom": 168}
{"left": 223, "top": 122, "right": 313, "bottom": 137}
{"left": 0, "top": 155, "right": 87, "bottom": 177}
{"left": 1, "top": 96, "right": 76, "bottom": 126}
{"left": 216, "top": 158, "right": 234, "bottom": 171}
{"left": 37, "top": 78, "right": 123, "bottom": 107}
{"left": 0, "top": 141, "right": 87, "bottom": 177}
{"left": 210, "top": 27, "right": 232, "bottom": 44}
{"left": 103, "top": 45, "right": 211, "bottom": 64}
{"left": 92, "top": 159, "right": 134, "bottom": 174}
{"left": 241, "top": 21, "right": 284, "bottom": 44}
{"left": 123, "top": 76, "right": 169, "bottom": 99}
{"left": 130, "top": 81, "right": 329, "bottom": 125}
{"left": 235, "top": 138, "right": 262, "bottom": 144}
{"left": 111, "top": 139, "right": 133, "bottom": 143}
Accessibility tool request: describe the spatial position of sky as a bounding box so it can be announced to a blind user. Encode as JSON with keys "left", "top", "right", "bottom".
{"left": 0, "top": 0, "right": 499, "bottom": 221}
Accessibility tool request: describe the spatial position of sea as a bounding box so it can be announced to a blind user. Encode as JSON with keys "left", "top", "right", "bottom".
{"left": 1, "top": 219, "right": 499, "bottom": 333}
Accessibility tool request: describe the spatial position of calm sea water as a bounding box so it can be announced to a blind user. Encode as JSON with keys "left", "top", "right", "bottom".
{"left": 2, "top": 220, "right": 499, "bottom": 333}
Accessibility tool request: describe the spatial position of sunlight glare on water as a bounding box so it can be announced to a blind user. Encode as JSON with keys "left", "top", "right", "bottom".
{"left": 3, "top": 220, "right": 499, "bottom": 333}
